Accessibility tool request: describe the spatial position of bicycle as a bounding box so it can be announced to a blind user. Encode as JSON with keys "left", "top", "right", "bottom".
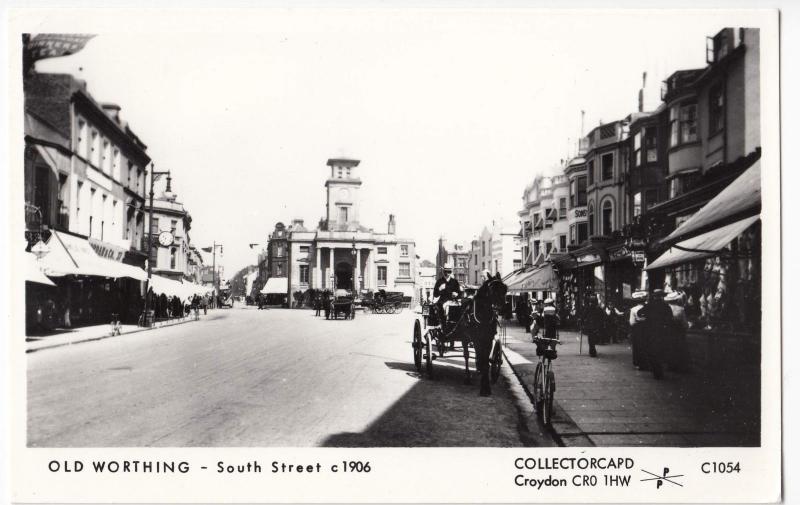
{"left": 531, "top": 336, "right": 561, "bottom": 425}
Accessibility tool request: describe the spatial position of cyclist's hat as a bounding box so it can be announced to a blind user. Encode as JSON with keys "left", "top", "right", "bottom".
{"left": 664, "top": 291, "right": 683, "bottom": 303}
{"left": 632, "top": 291, "right": 648, "bottom": 300}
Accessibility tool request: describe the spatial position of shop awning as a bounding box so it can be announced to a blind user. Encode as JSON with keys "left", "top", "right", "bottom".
{"left": 148, "top": 275, "right": 213, "bottom": 299}
{"left": 260, "top": 277, "right": 288, "bottom": 294}
{"left": 41, "top": 231, "right": 147, "bottom": 281}
{"left": 646, "top": 215, "right": 760, "bottom": 270}
{"left": 26, "top": 252, "right": 56, "bottom": 286}
{"left": 666, "top": 160, "right": 761, "bottom": 243}
{"left": 507, "top": 264, "right": 559, "bottom": 293}
{"left": 34, "top": 144, "right": 71, "bottom": 177}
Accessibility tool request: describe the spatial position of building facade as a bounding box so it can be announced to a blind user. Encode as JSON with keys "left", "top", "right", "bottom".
{"left": 468, "top": 221, "right": 522, "bottom": 284}
{"left": 435, "top": 238, "right": 469, "bottom": 285}
{"left": 144, "top": 175, "right": 195, "bottom": 281}
{"left": 24, "top": 72, "right": 151, "bottom": 327}
{"left": 271, "top": 159, "right": 416, "bottom": 306}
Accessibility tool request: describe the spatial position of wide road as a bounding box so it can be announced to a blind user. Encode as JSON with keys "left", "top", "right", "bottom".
{"left": 28, "top": 307, "right": 554, "bottom": 447}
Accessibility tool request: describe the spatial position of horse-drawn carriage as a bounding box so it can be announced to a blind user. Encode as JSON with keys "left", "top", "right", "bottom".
{"left": 411, "top": 275, "right": 508, "bottom": 396}
{"left": 362, "top": 289, "right": 405, "bottom": 314}
{"left": 327, "top": 289, "right": 356, "bottom": 320}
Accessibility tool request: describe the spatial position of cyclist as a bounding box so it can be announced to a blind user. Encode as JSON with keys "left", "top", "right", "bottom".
{"left": 535, "top": 298, "right": 560, "bottom": 356}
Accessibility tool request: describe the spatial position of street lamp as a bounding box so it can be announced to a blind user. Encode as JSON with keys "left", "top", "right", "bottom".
{"left": 201, "top": 242, "right": 223, "bottom": 308}
{"left": 350, "top": 237, "right": 357, "bottom": 292}
{"left": 142, "top": 164, "right": 171, "bottom": 327}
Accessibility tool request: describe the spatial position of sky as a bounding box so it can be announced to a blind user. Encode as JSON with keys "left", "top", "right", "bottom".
{"left": 30, "top": 9, "right": 733, "bottom": 276}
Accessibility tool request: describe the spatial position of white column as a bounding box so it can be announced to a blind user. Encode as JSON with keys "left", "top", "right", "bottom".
{"left": 328, "top": 247, "right": 334, "bottom": 289}
{"left": 315, "top": 247, "right": 321, "bottom": 288}
{"left": 368, "top": 248, "right": 375, "bottom": 290}
{"left": 355, "top": 248, "right": 361, "bottom": 291}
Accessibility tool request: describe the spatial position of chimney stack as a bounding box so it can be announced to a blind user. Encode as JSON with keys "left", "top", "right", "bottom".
{"left": 387, "top": 214, "right": 396, "bottom": 235}
{"left": 101, "top": 103, "right": 122, "bottom": 123}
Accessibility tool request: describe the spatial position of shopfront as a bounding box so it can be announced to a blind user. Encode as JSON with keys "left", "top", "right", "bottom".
{"left": 33, "top": 230, "right": 147, "bottom": 327}
{"left": 646, "top": 160, "right": 761, "bottom": 370}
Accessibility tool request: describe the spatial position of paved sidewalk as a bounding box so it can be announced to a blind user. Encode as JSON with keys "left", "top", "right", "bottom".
{"left": 501, "top": 324, "right": 760, "bottom": 447}
{"left": 26, "top": 315, "right": 202, "bottom": 353}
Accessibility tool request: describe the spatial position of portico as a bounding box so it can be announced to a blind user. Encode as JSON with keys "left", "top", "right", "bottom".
{"left": 314, "top": 241, "right": 374, "bottom": 291}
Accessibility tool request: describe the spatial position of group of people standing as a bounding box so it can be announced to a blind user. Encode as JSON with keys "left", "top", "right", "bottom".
{"left": 522, "top": 288, "right": 690, "bottom": 380}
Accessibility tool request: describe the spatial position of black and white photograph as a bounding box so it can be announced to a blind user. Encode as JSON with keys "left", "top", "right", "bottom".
{"left": 5, "top": 6, "right": 783, "bottom": 503}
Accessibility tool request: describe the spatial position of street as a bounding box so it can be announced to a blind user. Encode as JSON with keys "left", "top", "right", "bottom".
{"left": 28, "top": 307, "right": 553, "bottom": 447}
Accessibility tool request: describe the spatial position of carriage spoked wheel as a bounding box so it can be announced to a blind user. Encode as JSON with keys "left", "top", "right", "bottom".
{"left": 425, "top": 332, "right": 434, "bottom": 379}
{"left": 490, "top": 340, "right": 503, "bottom": 384}
{"left": 412, "top": 320, "right": 423, "bottom": 372}
{"left": 376, "top": 306, "right": 384, "bottom": 314}
{"left": 387, "top": 305, "right": 396, "bottom": 314}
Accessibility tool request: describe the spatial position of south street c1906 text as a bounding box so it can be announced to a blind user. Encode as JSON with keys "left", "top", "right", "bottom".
{"left": 47, "top": 459, "right": 373, "bottom": 475}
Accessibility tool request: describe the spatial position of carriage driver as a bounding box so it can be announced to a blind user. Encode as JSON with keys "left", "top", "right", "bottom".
{"left": 433, "top": 265, "right": 463, "bottom": 322}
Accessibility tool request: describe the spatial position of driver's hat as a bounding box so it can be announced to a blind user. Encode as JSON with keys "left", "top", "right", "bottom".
{"left": 632, "top": 290, "right": 648, "bottom": 300}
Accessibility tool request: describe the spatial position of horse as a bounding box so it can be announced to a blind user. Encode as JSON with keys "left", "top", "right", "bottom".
{"left": 444, "top": 273, "right": 508, "bottom": 396}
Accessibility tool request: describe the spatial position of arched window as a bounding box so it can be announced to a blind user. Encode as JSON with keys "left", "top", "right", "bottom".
{"left": 587, "top": 202, "right": 595, "bottom": 237}
{"left": 602, "top": 199, "right": 614, "bottom": 236}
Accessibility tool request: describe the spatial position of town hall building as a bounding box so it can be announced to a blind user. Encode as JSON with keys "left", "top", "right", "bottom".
{"left": 263, "top": 158, "right": 417, "bottom": 307}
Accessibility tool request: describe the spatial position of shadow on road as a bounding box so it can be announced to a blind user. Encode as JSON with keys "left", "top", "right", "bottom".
{"left": 320, "top": 355, "right": 544, "bottom": 448}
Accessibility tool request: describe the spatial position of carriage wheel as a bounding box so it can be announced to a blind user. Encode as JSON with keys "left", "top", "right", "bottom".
{"left": 412, "top": 320, "right": 422, "bottom": 372}
{"left": 490, "top": 340, "right": 503, "bottom": 384}
{"left": 425, "top": 333, "right": 434, "bottom": 379}
{"left": 387, "top": 305, "right": 396, "bottom": 314}
{"left": 396, "top": 305, "right": 403, "bottom": 314}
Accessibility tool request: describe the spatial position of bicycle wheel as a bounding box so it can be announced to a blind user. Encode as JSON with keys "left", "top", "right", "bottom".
{"left": 533, "top": 362, "right": 543, "bottom": 417}
{"left": 542, "top": 362, "right": 554, "bottom": 425}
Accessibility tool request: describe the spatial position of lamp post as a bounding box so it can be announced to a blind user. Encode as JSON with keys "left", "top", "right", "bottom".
{"left": 201, "top": 242, "right": 223, "bottom": 308}
{"left": 142, "top": 164, "right": 171, "bottom": 327}
{"left": 350, "top": 237, "right": 357, "bottom": 292}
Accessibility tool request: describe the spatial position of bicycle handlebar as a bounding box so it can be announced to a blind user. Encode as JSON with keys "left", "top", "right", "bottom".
{"left": 532, "top": 337, "right": 562, "bottom": 344}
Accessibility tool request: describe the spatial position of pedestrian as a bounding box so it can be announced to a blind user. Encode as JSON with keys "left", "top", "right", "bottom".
{"left": 202, "top": 294, "right": 208, "bottom": 315}
{"left": 629, "top": 291, "right": 648, "bottom": 370}
{"left": 639, "top": 289, "right": 674, "bottom": 380}
{"left": 314, "top": 294, "right": 321, "bottom": 317}
{"left": 665, "top": 291, "right": 690, "bottom": 372}
{"left": 580, "top": 295, "right": 603, "bottom": 357}
{"left": 323, "top": 290, "right": 331, "bottom": 320}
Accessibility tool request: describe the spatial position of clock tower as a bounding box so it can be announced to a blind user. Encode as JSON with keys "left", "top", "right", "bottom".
{"left": 325, "top": 158, "right": 362, "bottom": 231}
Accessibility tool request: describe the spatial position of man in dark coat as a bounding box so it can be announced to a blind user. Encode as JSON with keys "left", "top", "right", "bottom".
{"left": 639, "top": 289, "right": 674, "bottom": 379}
{"left": 433, "top": 266, "right": 462, "bottom": 323}
{"left": 580, "top": 296, "right": 603, "bottom": 357}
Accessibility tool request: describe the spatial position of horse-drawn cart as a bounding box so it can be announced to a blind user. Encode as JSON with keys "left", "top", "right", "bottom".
{"left": 362, "top": 289, "right": 405, "bottom": 314}
{"left": 327, "top": 289, "right": 356, "bottom": 320}
{"left": 411, "top": 278, "right": 508, "bottom": 396}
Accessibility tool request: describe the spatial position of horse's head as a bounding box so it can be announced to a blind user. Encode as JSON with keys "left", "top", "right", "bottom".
{"left": 485, "top": 273, "right": 508, "bottom": 313}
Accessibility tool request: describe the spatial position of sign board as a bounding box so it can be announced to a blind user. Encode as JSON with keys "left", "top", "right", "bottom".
{"left": 632, "top": 250, "right": 647, "bottom": 264}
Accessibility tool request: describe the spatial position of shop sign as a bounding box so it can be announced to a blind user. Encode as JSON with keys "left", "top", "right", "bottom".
{"left": 608, "top": 247, "right": 630, "bottom": 261}
{"left": 625, "top": 238, "right": 647, "bottom": 248}
{"left": 576, "top": 253, "right": 600, "bottom": 265}
{"left": 88, "top": 239, "right": 127, "bottom": 262}
{"left": 632, "top": 250, "right": 646, "bottom": 264}
{"left": 573, "top": 208, "right": 588, "bottom": 219}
